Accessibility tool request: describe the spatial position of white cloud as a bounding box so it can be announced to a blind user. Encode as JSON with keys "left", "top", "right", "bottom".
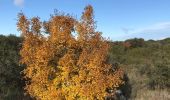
{"left": 121, "top": 27, "right": 134, "bottom": 34}
{"left": 133, "top": 22, "right": 170, "bottom": 34}
{"left": 111, "top": 22, "right": 170, "bottom": 41}
{"left": 14, "top": 0, "right": 24, "bottom": 7}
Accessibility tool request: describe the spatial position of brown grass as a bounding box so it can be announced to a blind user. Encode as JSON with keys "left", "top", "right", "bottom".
{"left": 135, "top": 89, "right": 170, "bottom": 100}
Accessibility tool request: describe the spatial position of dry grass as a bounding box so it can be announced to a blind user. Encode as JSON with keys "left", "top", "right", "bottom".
{"left": 135, "top": 89, "right": 170, "bottom": 100}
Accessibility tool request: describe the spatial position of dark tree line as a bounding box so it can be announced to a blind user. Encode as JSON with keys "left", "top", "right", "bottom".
{"left": 0, "top": 35, "right": 32, "bottom": 100}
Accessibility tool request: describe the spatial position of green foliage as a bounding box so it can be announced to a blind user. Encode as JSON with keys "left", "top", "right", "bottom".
{"left": 109, "top": 38, "right": 170, "bottom": 99}
{"left": 148, "top": 63, "right": 170, "bottom": 89}
{"left": 0, "top": 35, "right": 31, "bottom": 100}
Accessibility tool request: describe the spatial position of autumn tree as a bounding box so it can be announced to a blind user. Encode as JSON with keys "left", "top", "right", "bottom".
{"left": 17, "top": 5, "right": 124, "bottom": 100}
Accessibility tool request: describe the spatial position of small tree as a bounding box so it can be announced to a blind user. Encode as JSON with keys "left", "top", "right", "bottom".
{"left": 17, "top": 5, "right": 124, "bottom": 100}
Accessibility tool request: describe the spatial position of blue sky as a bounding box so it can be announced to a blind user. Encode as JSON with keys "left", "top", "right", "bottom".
{"left": 1, "top": 0, "right": 170, "bottom": 41}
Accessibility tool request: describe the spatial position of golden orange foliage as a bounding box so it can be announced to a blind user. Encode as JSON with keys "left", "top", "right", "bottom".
{"left": 17, "top": 5, "right": 124, "bottom": 100}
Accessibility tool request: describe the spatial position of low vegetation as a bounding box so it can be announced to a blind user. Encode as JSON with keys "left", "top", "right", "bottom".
{"left": 109, "top": 38, "right": 170, "bottom": 99}
{"left": 0, "top": 35, "right": 31, "bottom": 100}
{"left": 0, "top": 35, "right": 170, "bottom": 100}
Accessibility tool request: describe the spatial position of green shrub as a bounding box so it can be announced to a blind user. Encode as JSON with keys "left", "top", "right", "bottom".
{"left": 148, "top": 64, "right": 170, "bottom": 89}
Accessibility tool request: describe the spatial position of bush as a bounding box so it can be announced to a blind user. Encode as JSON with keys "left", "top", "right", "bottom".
{"left": 0, "top": 35, "right": 31, "bottom": 99}
{"left": 148, "top": 64, "right": 170, "bottom": 89}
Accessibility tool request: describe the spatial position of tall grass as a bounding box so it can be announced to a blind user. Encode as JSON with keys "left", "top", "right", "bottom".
{"left": 135, "top": 89, "right": 170, "bottom": 100}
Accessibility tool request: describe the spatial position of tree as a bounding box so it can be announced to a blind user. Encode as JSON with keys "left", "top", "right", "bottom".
{"left": 0, "top": 35, "right": 29, "bottom": 99}
{"left": 125, "top": 38, "right": 145, "bottom": 48}
{"left": 17, "top": 5, "right": 124, "bottom": 100}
